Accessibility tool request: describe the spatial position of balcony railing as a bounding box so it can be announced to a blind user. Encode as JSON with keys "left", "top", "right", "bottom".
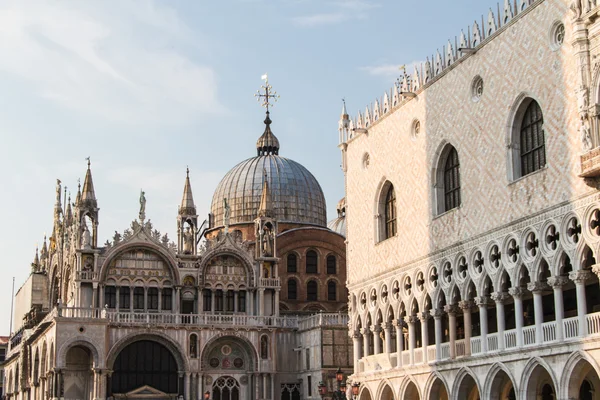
{"left": 259, "top": 277, "right": 280, "bottom": 288}
{"left": 357, "top": 312, "right": 600, "bottom": 374}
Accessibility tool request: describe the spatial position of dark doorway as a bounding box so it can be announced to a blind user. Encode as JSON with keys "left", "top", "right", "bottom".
{"left": 182, "top": 300, "right": 194, "bottom": 314}
{"left": 110, "top": 340, "right": 179, "bottom": 396}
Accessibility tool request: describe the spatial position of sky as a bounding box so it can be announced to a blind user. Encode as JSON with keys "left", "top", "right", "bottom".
{"left": 0, "top": 0, "right": 501, "bottom": 335}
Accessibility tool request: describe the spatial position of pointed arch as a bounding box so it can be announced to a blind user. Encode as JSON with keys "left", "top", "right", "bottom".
{"left": 432, "top": 142, "right": 461, "bottom": 215}
{"left": 399, "top": 375, "right": 421, "bottom": 400}
{"left": 374, "top": 179, "right": 397, "bottom": 242}
{"left": 560, "top": 350, "right": 600, "bottom": 400}
{"left": 520, "top": 356, "right": 558, "bottom": 400}
{"left": 358, "top": 384, "right": 373, "bottom": 400}
{"left": 483, "top": 362, "right": 517, "bottom": 400}
{"left": 375, "top": 380, "right": 395, "bottom": 400}
{"left": 424, "top": 372, "right": 449, "bottom": 400}
{"left": 451, "top": 367, "right": 481, "bottom": 400}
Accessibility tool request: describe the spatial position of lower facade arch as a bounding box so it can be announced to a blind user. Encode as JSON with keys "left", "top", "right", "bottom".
{"left": 424, "top": 372, "right": 449, "bottom": 400}
{"left": 452, "top": 368, "right": 481, "bottom": 400}
{"left": 375, "top": 379, "right": 395, "bottom": 400}
{"left": 520, "top": 357, "right": 558, "bottom": 400}
{"left": 399, "top": 376, "right": 421, "bottom": 400}
{"left": 560, "top": 351, "right": 600, "bottom": 400}
{"left": 57, "top": 338, "right": 101, "bottom": 369}
{"left": 483, "top": 363, "right": 517, "bottom": 400}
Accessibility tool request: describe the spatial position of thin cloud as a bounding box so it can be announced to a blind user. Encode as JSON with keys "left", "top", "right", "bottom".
{"left": 0, "top": 1, "right": 226, "bottom": 125}
{"left": 292, "top": 0, "right": 378, "bottom": 27}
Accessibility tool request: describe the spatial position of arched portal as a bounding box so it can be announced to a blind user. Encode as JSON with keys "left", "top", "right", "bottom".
{"left": 524, "top": 363, "right": 556, "bottom": 400}
{"left": 202, "top": 336, "right": 257, "bottom": 400}
{"left": 403, "top": 380, "right": 420, "bottom": 400}
{"left": 63, "top": 346, "right": 93, "bottom": 400}
{"left": 565, "top": 357, "right": 600, "bottom": 400}
{"left": 427, "top": 377, "right": 448, "bottom": 400}
{"left": 454, "top": 372, "right": 480, "bottom": 400}
{"left": 110, "top": 340, "right": 180, "bottom": 398}
{"left": 380, "top": 383, "right": 394, "bottom": 400}
{"left": 359, "top": 387, "right": 373, "bottom": 400}
{"left": 487, "top": 366, "right": 515, "bottom": 400}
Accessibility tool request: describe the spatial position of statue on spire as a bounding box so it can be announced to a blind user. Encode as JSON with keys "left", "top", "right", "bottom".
{"left": 139, "top": 190, "right": 146, "bottom": 221}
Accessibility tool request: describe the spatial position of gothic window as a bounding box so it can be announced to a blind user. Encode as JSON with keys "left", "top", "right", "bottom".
{"left": 215, "top": 290, "right": 224, "bottom": 312}
{"left": 520, "top": 100, "right": 545, "bottom": 176}
{"left": 119, "top": 287, "right": 130, "bottom": 309}
{"left": 226, "top": 291, "right": 235, "bottom": 312}
{"left": 327, "top": 281, "right": 337, "bottom": 301}
{"left": 306, "top": 250, "right": 318, "bottom": 274}
{"left": 307, "top": 281, "right": 318, "bottom": 301}
{"left": 260, "top": 336, "right": 269, "bottom": 359}
{"left": 189, "top": 334, "right": 198, "bottom": 358}
{"left": 288, "top": 279, "right": 298, "bottom": 300}
{"left": 162, "top": 288, "right": 173, "bottom": 311}
{"left": 385, "top": 185, "right": 397, "bottom": 239}
{"left": 203, "top": 290, "right": 212, "bottom": 312}
{"left": 287, "top": 254, "right": 297, "bottom": 273}
{"left": 238, "top": 291, "right": 246, "bottom": 312}
{"left": 443, "top": 146, "right": 461, "bottom": 212}
{"left": 148, "top": 288, "right": 158, "bottom": 310}
{"left": 326, "top": 255, "right": 336, "bottom": 274}
{"left": 105, "top": 286, "right": 116, "bottom": 309}
{"left": 133, "top": 288, "right": 144, "bottom": 310}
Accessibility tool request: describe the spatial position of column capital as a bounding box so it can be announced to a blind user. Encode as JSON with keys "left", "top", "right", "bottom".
{"left": 352, "top": 330, "right": 362, "bottom": 339}
{"left": 392, "top": 318, "right": 404, "bottom": 329}
{"left": 591, "top": 264, "right": 600, "bottom": 278}
{"left": 474, "top": 296, "right": 491, "bottom": 307}
{"left": 382, "top": 322, "right": 394, "bottom": 331}
{"left": 418, "top": 311, "right": 431, "bottom": 322}
{"left": 360, "top": 327, "right": 370, "bottom": 335}
{"left": 370, "top": 325, "right": 382, "bottom": 333}
{"left": 443, "top": 304, "right": 459, "bottom": 315}
{"left": 508, "top": 287, "right": 527, "bottom": 299}
{"left": 527, "top": 282, "right": 549, "bottom": 294}
{"left": 491, "top": 291, "right": 510, "bottom": 304}
{"left": 404, "top": 315, "right": 419, "bottom": 325}
{"left": 430, "top": 308, "right": 445, "bottom": 319}
{"left": 548, "top": 275, "right": 570, "bottom": 288}
{"left": 458, "top": 300, "right": 473, "bottom": 311}
{"left": 570, "top": 270, "right": 593, "bottom": 284}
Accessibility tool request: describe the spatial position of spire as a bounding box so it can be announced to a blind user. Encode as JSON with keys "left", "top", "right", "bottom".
{"left": 75, "top": 179, "right": 81, "bottom": 206}
{"left": 179, "top": 167, "right": 196, "bottom": 215}
{"left": 65, "top": 193, "right": 73, "bottom": 226}
{"left": 41, "top": 235, "right": 48, "bottom": 259}
{"left": 81, "top": 157, "right": 97, "bottom": 208}
{"left": 257, "top": 171, "right": 273, "bottom": 218}
{"left": 254, "top": 74, "right": 280, "bottom": 156}
{"left": 31, "top": 247, "right": 39, "bottom": 273}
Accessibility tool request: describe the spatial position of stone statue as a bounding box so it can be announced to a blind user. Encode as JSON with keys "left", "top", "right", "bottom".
{"left": 571, "top": 0, "right": 582, "bottom": 20}
{"left": 139, "top": 190, "right": 146, "bottom": 220}
{"left": 223, "top": 198, "right": 231, "bottom": 231}
{"left": 581, "top": 120, "right": 593, "bottom": 151}
{"left": 183, "top": 226, "right": 194, "bottom": 254}
{"left": 81, "top": 223, "right": 92, "bottom": 249}
{"left": 578, "top": 85, "right": 589, "bottom": 118}
{"left": 55, "top": 179, "right": 62, "bottom": 204}
{"left": 262, "top": 225, "right": 274, "bottom": 256}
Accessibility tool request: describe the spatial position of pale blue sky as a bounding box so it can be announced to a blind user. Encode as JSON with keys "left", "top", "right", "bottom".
{"left": 0, "top": 0, "right": 500, "bottom": 334}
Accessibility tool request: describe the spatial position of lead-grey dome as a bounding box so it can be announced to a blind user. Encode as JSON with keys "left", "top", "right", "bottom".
{"left": 211, "top": 155, "right": 327, "bottom": 227}
{"left": 211, "top": 112, "right": 326, "bottom": 227}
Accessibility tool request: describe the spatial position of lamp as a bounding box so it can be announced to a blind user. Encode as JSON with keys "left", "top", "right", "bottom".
{"left": 204, "top": 391, "right": 210, "bottom": 400}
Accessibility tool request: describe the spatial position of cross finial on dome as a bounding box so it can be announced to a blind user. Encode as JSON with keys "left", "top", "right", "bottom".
{"left": 255, "top": 74, "right": 280, "bottom": 156}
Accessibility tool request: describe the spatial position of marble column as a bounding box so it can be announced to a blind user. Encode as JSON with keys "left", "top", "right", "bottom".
{"left": 383, "top": 322, "right": 393, "bottom": 354}
{"left": 352, "top": 330, "right": 361, "bottom": 374}
{"left": 371, "top": 325, "right": 382, "bottom": 355}
{"left": 274, "top": 290, "right": 280, "bottom": 317}
{"left": 548, "top": 275, "right": 569, "bottom": 341}
{"left": 509, "top": 287, "right": 526, "bottom": 347}
{"left": 430, "top": 308, "right": 444, "bottom": 361}
{"left": 475, "top": 296, "right": 490, "bottom": 353}
{"left": 404, "top": 315, "right": 417, "bottom": 365}
{"left": 419, "top": 312, "right": 430, "bottom": 363}
{"left": 571, "top": 270, "right": 592, "bottom": 336}
{"left": 393, "top": 319, "right": 403, "bottom": 367}
{"left": 528, "top": 282, "right": 548, "bottom": 344}
{"left": 491, "top": 292, "right": 509, "bottom": 351}
{"left": 360, "top": 327, "right": 370, "bottom": 357}
{"left": 459, "top": 300, "right": 473, "bottom": 356}
{"left": 444, "top": 304, "right": 458, "bottom": 359}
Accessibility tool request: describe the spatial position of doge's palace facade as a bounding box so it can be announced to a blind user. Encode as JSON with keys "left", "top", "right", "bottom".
{"left": 340, "top": 0, "right": 600, "bottom": 399}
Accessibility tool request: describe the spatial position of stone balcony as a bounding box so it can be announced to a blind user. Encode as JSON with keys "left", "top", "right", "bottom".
{"left": 259, "top": 277, "right": 280, "bottom": 288}
{"left": 357, "top": 312, "right": 600, "bottom": 374}
{"left": 580, "top": 147, "right": 600, "bottom": 177}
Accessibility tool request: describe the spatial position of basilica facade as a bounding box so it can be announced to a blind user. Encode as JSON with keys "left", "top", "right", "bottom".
{"left": 2, "top": 108, "right": 351, "bottom": 399}
{"left": 340, "top": 0, "right": 600, "bottom": 399}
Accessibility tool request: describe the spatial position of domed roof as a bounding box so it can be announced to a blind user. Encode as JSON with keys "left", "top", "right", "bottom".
{"left": 327, "top": 197, "right": 346, "bottom": 237}
{"left": 210, "top": 112, "right": 327, "bottom": 227}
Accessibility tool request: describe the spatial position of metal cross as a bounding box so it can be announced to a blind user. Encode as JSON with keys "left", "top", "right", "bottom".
{"left": 254, "top": 74, "right": 280, "bottom": 112}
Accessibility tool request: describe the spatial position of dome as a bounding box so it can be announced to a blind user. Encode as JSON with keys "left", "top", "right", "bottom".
{"left": 327, "top": 197, "right": 346, "bottom": 237}
{"left": 211, "top": 155, "right": 327, "bottom": 227}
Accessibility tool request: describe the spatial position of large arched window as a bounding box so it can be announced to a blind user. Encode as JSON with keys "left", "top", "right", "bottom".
{"left": 260, "top": 336, "right": 269, "bottom": 359}
{"left": 326, "top": 255, "right": 336, "bottom": 274}
{"left": 306, "top": 250, "right": 318, "bottom": 274}
{"left": 327, "top": 281, "right": 337, "bottom": 301}
{"left": 287, "top": 254, "right": 297, "bottom": 273}
{"left": 288, "top": 279, "right": 298, "bottom": 300}
{"left": 307, "top": 281, "right": 318, "bottom": 301}
{"left": 385, "top": 186, "right": 397, "bottom": 239}
{"left": 443, "top": 146, "right": 461, "bottom": 212}
{"left": 520, "top": 100, "right": 545, "bottom": 176}
{"left": 434, "top": 144, "right": 461, "bottom": 215}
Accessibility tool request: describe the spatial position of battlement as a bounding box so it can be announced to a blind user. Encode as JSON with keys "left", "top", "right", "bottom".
{"left": 340, "top": 0, "right": 549, "bottom": 144}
